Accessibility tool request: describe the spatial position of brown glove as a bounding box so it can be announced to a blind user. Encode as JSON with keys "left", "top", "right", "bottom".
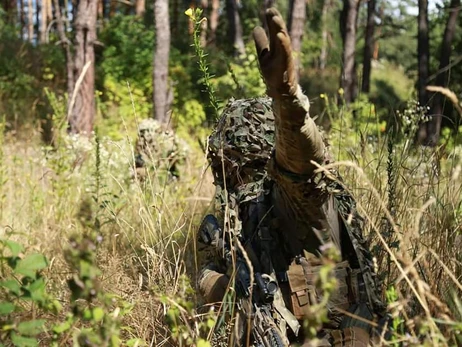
{"left": 199, "top": 267, "right": 230, "bottom": 304}
{"left": 253, "top": 8, "right": 297, "bottom": 98}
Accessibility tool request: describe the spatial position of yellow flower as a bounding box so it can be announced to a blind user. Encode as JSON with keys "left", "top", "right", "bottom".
{"left": 185, "top": 8, "right": 194, "bottom": 19}
{"left": 320, "top": 93, "right": 326, "bottom": 99}
{"left": 338, "top": 88, "right": 344, "bottom": 96}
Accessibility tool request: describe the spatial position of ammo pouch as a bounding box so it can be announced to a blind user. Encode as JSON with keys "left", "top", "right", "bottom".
{"left": 287, "top": 257, "right": 359, "bottom": 327}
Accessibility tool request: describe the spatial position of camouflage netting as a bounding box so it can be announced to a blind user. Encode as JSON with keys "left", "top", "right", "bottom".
{"left": 207, "top": 97, "right": 275, "bottom": 190}
{"left": 134, "top": 119, "right": 189, "bottom": 179}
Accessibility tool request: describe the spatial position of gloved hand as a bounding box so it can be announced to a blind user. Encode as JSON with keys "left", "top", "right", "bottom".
{"left": 199, "top": 266, "right": 230, "bottom": 304}
{"left": 253, "top": 8, "right": 297, "bottom": 98}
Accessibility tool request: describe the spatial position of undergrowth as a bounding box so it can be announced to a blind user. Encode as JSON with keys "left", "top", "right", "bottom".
{"left": 0, "top": 9, "right": 461, "bottom": 347}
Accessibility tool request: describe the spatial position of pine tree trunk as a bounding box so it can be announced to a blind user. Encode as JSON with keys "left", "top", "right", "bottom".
{"left": 362, "top": 0, "right": 375, "bottom": 93}
{"left": 54, "top": 0, "right": 74, "bottom": 100}
{"left": 135, "top": 0, "right": 145, "bottom": 17}
{"left": 153, "top": 0, "right": 171, "bottom": 124}
{"left": 199, "top": 0, "right": 208, "bottom": 47}
{"left": 27, "top": 0, "right": 34, "bottom": 42}
{"left": 18, "top": 0, "right": 25, "bottom": 38}
{"left": 226, "top": 0, "right": 245, "bottom": 57}
{"left": 2, "top": 0, "right": 17, "bottom": 24}
{"left": 208, "top": 0, "right": 220, "bottom": 45}
{"left": 416, "top": 0, "right": 430, "bottom": 143}
{"left": 39, "top": 0, "right": 47, "bottom": 43}
{"left": 319, "top": 0, "right": 331, "bottom": 70}
{"left": 340, "top": 0, "right": 360, "bottom": 104}
{"left": 68, "top": 0, "right": 97, "bottom": 135}
{"left": 288, "top": 0, "right": 306, "bottom": 81}
{"left": 426, "top": 0, "right": 461, "bottom": 146}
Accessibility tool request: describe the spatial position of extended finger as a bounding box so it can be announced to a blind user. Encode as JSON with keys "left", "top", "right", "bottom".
{"left": 265, "top": 8, "right": 281, "bottom": 56}
{"left": 253, "top": 26, "right": 269, "bottom": 59}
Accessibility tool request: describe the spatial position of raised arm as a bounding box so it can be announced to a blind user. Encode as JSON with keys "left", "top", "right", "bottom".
{"left": 253, "top": 9, "right": 325, "bottom": 176}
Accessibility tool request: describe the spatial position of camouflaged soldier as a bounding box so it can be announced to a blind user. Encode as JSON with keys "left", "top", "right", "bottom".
{"left": 198, "top": 8, "right": 388, "bottom": 347}
{"left": 134, "top": 118, "right": 188, "bottom": 180}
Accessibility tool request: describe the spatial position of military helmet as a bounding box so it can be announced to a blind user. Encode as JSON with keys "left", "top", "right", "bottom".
{"left": 207, "top": 97, "right": 276, "bottom": 189}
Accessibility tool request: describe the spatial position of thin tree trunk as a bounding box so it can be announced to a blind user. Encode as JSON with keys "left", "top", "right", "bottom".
{"left": 27, "top": 0, "right": 34, "bottom": 42}
{"left": 54, "top": 0, "right": 74, "bottom": 100}
{"left": 39, "top": 0, "right": 47, "bottom": 43}
{"left": 153, "top": 0, "right": 171, "bottom": 124}
{"left": 340, "top": 0, "right": 360, "bottom": 104}
{"left": 362, "top": 0, "right": 375, "bottom": 93}
{"left": 3, "top": 0, "right": 17, "bottom": 24}
{"left": 288, "top": 0, "right": 306, "bottom": 81}
{"left": 226, "top": 0, "right": 245, "bottom": 57}
{"left": 18, "top": 0, "right": 25, "bottom": 38}
{"left": 200, "top": 0, "right": 208, "bottom": 47}
{"left": 319, "top": 0, "right": 331, "bottom": 70}
{"left": 109, "top": 0, "right": 116, "bottom": 17}
{"left": 426, "top": 0, "right": 461, "bottom": 146}
{"left": 135, "top": 0, "right": 145, "bottom": 17}
{"left": 417, "top": 0, "right": 430, "bottom": 143}
{"left": 69, "top": 0, "right": 97, "bottom": 135}
{"left": 97, "top": 0, "right": 103, "bottom": 18}
{"left": 208, "top": 0, "right": 220, "bottom": 45}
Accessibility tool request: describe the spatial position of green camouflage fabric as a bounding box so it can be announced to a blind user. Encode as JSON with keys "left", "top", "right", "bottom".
{"left": 134, "top": 119, "right": 189, "bottom": 179}
{"left": 201, "top": 96, "right": 386, "bottom": 340}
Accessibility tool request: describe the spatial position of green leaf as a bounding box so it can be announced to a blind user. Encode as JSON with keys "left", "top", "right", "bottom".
{"left": 0, "top": 302, "right": 16, "bottom": 315}
{"left": 17, "top": 319, "right": 46, "bottom": 336}
{"left": 10, "top": 332, "right": 38, "bottom": 347}
{"left": 26, "top": 277, "right": 46, "bottom": 302}
{"left": 4, "top": 240, "right": 24, "bottom": 257}
{"left": 52, "top": 320, "right": 71, "bottom": 334}
{"left": 126, "top": 338, "right": 145, "bottom": 347}
{"left": 0, "top": 279, "right": 21, "bottom": 296}
{"left": 196, "top": 339, "right": 211, "bottom": 347}
{"left": 92, "top": 307, "right": 104, "bottom": 322}
{"left": 14, "top": 254, "right": 48, "bottom": 278}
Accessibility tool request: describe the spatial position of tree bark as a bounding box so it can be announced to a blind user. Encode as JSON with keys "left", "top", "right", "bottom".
{"left": 340, "top": 0, "right": 360, "bottom": 104}
{"left": 27, "top": 0, "right": 34, "bottom": 42}
{"left": 208, "top": 0, "right": 220, "bottom": 45}
{"left": 54, "top": 0, "right": 75, "bottom": 100}
{"left": 288, "top": 0, "right": 306, "bottom": 81}
{"left": 319, "top": 0, "right": 331, "bottom": 70}
{"left": 225, "top": 0, "right": 245, "bottom": 57}
{"left": 200, "top": 0, "right": 208, "bottom": 47}
{"left": 135, "top": 0, "right": 145, "bottom": 17}
{"left": 416, "top": 0, "right": 430, "bottom": 143}
{"left": 18, "top": 0, "right": 25, "bottom": 37}
{"left": 425, "top": 0, "right": 461, "bottom": 146}
{"left": 39, "top": 0, "right": 48, "bottom": 43}
{"left": 68, "top": 0, "right": 98, "bottom": 135}
{"left": 153, "top": 0, "right": 171, "bottom": 124}
{"left": 362, "top": 0, "right": 375, "bottom": 93}
{"left": 2, "top": 0, "right": 17, "bottom": 24}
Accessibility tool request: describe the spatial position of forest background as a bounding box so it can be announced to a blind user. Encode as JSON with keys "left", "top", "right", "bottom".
{"left": 0, "top": 0, "right": 462, "bottom": 346}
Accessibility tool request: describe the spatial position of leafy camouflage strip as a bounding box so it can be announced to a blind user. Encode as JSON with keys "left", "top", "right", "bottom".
{"left": 208, "top": 97, "right": 275, "bottom": 191}
{"left": 328, "top": 179, "right": 387, "bottom": 316}
{"left": 134, "top": 118, "right": 189, "bottom": 177}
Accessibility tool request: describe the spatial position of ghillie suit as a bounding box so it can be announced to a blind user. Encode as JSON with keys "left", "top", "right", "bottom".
{"left": 134, "top": 119, "right": 188, "bottom": 180}
{"left": 197, "top": 8, "right": 388, "bottom": 347}
{"left": 199, "top": 98, "right": 387, "bottom": 346}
